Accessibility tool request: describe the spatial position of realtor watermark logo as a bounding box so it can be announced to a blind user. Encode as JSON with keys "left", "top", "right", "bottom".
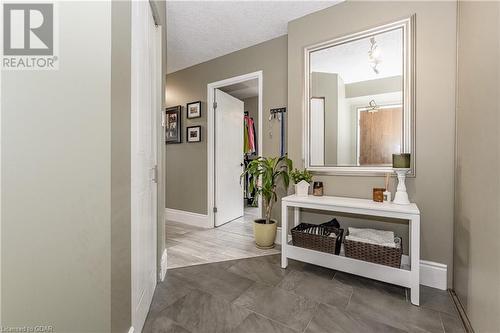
{"left": 1, "top": 2, "right": 59, "bottom": 70}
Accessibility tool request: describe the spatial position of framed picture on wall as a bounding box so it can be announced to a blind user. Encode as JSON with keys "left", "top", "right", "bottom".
{"left": 165, "top": 106, "right": 182, "bottom": 144}
{"left": 186, "top": 126, "right": 202, "bottom": 143}
{"left": 186, "top": 101, "right": 202, "bottom": 119}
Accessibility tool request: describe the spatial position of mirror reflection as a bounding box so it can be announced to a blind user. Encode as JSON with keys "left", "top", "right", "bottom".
{"left": 309, "top": 27, "right": 404, "bottom": 167}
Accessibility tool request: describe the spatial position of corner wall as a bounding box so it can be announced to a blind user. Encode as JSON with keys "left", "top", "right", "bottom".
{"left": 454, "top": 1, "right": 500, "bottom": 331}
{"left": 287, "top": 1, "right": 457, "bottom": 285}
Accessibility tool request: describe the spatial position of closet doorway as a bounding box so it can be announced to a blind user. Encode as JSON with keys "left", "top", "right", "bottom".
{"left": 207, "top": 71, "right": 263, "bottom": 228}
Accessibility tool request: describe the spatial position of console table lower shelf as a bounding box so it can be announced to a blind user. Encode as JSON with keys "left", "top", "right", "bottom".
{"left": 281, "top": 194, "right": 420, "bottom": 306}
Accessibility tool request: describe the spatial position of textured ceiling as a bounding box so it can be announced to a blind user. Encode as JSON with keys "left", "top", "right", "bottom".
{"left": 166, "top": 1, "right": 341, "bottom": 73}
{"left": 310, "top": 28, "right": 403, "bottom": 83}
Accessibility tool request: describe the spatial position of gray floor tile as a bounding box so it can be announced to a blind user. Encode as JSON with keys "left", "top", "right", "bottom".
{"left": 420, "top": 286, "right": 459, "bottom": 317}
{"left": 227, "top": 255, "right": 290, "bottom": 286}
{"left": 233, "top": 282, "right": 318, "bottom": 332}
{"left": 157, "top": 289, "right": 251, "bottom": 333}
{"left": 144, "top": 317, "right": 191, "bottom": 333}
{"left": 440, "top": 312, "right": 466, "bottom": 333}
{"left": 232, "top": 313, "right": 299, "bottom": 333}
{"left": 168, "top": 261, "right": 254, "bottom": 302}
{"left": 278, "top": 269, "right": 353, "bottom": 308}
{"left": 298, "top": 262, "right": 337, "bottom": 279}
{"left": 146, "top": 254, "right": 461, "bottom": 333}
{"left": 305, "top": 303, "right": 408, "bottom": 333}
{"left": 147, "top": 275, "right": 195, "bottom": 317}
{"left": 334, "top": 271, "right": 407, "bottom": 301}
{"left": 346, "top": 290, "right": 444, "bottom": 333}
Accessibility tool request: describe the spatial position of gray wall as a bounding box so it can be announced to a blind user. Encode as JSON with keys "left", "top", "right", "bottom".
{"left": 288, "top": 1, "right": 457, "bottom": 284}
{"left": 111, "top": 1, "right": 131, "bottom": 332}
{"left": 1, "top": 1, "right": 167, "bottom": 332}
{"left": 454, "top": 1, "right": 500, "bottom": 331}
{"left": 2, "top": 2, "right": 112, "bottom": 331}
{"left": 166, "top": 35, "right": 287, "bottom": 215}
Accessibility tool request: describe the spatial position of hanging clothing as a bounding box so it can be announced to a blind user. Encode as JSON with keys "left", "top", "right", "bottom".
{"left": 243, "top": 115, "right": 256, "bottom": 154}
{"left": 243, "top": 119, "right": 249, "bottom": 153}
{"left": 247, "top": 117, "right": 255, "bottom": 152}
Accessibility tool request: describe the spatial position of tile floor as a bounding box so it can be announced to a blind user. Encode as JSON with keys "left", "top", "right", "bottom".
{"left": 165, "top": 213, "right": 279, "bottom": 269}
{"left": 143, "top": 254, "right": 466, "bottom": 333}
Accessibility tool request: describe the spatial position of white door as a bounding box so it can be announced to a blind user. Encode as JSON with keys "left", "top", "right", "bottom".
{"left": 215, "top": 89, "right": 244, "bottom": 227}
{"left": 131, "top": 1, "right": 160, "bottom": 332}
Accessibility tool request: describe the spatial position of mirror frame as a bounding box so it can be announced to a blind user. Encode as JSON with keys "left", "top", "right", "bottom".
{"left": 303, "top": 16, "right": 416, "bottom": 176}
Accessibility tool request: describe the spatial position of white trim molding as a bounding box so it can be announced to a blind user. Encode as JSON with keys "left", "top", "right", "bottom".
{"left": 418, "top": 260, "right": 448, "bottom": 290}
{"left": 400, "top": 255, "right": 447, "bottom": 290}
{"left": 276, "top": 227, "right": 447, "bottom": 291}
{"left": 165, "top": 208, "right": 211, "bottom": 228}
{"left": 207, "top": 71, "right": 264, "bottom": 228}
{"left": 128, "top": 327, "right": 134, "bottom": 333}
{"left": 159, "top": 248, "right": 168, "bottom": 281}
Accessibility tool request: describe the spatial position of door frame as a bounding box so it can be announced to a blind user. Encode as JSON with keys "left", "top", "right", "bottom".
{"left": 207, "top": 71, "right": 263, "bottom": 228}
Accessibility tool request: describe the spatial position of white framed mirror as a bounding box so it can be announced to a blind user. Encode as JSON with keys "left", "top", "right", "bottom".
{"left": 304, "top": 16, "right": 415, "bottom": 175}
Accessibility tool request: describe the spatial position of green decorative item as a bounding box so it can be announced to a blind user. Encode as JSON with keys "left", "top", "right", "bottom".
{"left": 290, "top": 168, "right": 313, "bottom": 184}
{"left": 241, "top": 156, "right": 293, "bottom": 249}
{"left": 290, "top": 168, "right": 313, "bottom": 196}
{"left": 392, "top": 153, "right": 411, "bottom": 169}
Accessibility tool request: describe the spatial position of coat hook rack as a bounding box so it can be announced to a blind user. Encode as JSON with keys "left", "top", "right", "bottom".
{"left": 269, "top": 107, "right": 287, "bottom": 156}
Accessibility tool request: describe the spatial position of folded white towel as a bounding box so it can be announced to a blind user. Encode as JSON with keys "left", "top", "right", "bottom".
{"left": 346, "top": 227, "right": 396, "bottom": 248}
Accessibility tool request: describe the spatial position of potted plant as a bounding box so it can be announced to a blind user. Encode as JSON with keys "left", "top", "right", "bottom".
{"left": 242, "top": 156, "right": 292, "bottom": 249}
{"left": 290, "top": 168, "right": 313, "bottom": 196}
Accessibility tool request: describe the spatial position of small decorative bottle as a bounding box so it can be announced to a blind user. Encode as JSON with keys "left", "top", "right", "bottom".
{"left": 383, "top": 173, "right": 392, "bottom": 202}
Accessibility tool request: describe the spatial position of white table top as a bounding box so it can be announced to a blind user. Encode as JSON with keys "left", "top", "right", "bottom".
{"left": 282, "top": 194, "right": 420, "bottom": 215}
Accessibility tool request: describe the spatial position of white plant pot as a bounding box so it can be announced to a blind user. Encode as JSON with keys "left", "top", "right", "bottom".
{"left": 295, "top": 180, "right": 310, "bottom": 197}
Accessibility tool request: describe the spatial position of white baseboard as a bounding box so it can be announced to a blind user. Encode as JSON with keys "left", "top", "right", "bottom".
{"left": 128, "top": 327, "right": 134, "bottom": 333}
{"left": 276, "top": 227, "right": 448, "bottom": 290}
{"left": 165, "top": 208, "right": 211, "bottom": 228}
{"left": 419, "top": 260, "right": 448, "bottom": 290}
{"left": 159, "top": 248, "right": 168, "bottom": 281}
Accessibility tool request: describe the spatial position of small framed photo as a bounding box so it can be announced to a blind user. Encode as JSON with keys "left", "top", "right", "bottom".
{"left": 186, "top": 101, "right": 202, "bottom": 119}
{"left": 165, "top": 106, "right": 181, "bottom": 144}
{"left": 186, "top": 126, "right": 202, "bottom": 143}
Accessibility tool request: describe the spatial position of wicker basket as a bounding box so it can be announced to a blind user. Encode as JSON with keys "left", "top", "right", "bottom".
{"left": 291, "top": 223, "right": 343, "bottom": 255}
{"left": 344, "top": 235, "right": 403, "bottom": 268}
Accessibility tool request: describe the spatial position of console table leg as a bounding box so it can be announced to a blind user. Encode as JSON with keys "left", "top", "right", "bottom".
{"left": 281, "top": 204, "right": 288, "bottom": 268}
{"left": 410, "top": 215, "right": 420, "bottom": 305}
{"left": 294, "top": 207, "right": 300, "bottom": 227}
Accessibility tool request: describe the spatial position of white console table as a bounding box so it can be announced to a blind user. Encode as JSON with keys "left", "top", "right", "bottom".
{"left": 281, "top": 194, "right": 420, "bottom": 305}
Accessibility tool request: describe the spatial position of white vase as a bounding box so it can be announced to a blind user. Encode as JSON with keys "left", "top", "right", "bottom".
{"left": 393, "top": 168, "right": 411, "bottom": 205}
{"left": 295, "top": 180, "right": 310, "bottom": 196}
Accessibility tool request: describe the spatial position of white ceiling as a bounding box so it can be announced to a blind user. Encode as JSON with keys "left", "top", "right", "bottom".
{"left": 166, "top": 1, "right": 341, "bottom": 74}
{"left": 310, "top": 28, "right": 403, "bottom": 83}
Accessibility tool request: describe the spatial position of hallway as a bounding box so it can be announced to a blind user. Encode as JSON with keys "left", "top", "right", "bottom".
{"left": 165, "top": 214, "right": 280, "bottom": 269}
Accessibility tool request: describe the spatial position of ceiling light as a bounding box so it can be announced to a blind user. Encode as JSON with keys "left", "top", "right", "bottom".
{"left": 368, "top": 37, "right": 381, "bottom": 74}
